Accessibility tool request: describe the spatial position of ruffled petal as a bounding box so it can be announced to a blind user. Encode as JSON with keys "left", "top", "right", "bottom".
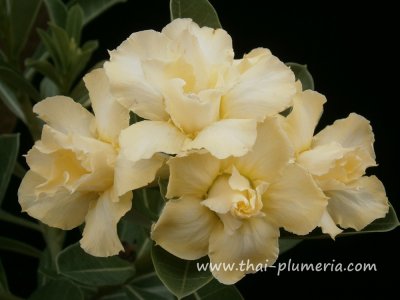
{"left": 18, "top": 171, "right": 94, "bottom": 230}
{"left": 151, "top": 196, "right": 218, "bottom": 260}
{"left": 184, "top": 119, "right": 257, "bottom": 159}
{"left": 264, "top": 164, "right": 328, "bottom": 235}
{"left": 80, "top": 189, "right": 132, "bottom": 257}
{"left": 33, "top": 96, "right": 95, "bottom": 137}
{"left": 119, "top": 121, "right": 186, "bottom": 161}
{"left": 234, "top": 117, "right": 293, "bottom": 182}
{"left": 284, "top": 90, "right": 326, "bottom": 153}
{"left": 222, "top": 48, "right": 296, "bottom": 120}
{"left": 167, "top": 152, "right": 220, "bottom": 198}
{"left": 84, "top": 68, "right": 129, "bottom": 143}
{"left": 325, "top": 176, "right": 389, "bottom": 231}
{"left": 208, "top": 218, "right": 279, "bottom": 284}
{"left": 319, "top": 209, "right": 343, "bottom": 239}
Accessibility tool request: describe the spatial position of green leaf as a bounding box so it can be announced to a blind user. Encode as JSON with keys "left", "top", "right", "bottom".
{"left": 158, "top": 178, "right": 168, "bottom": 202}
{"left": 183, "top": 279, "right": 243, "bottom": 300}
{"left": 0, "top": 291, "right": 24, "bottom": 300}
{"left": 0, "top": 210, "right": 41, "bottom": 232}
{"left": 66, "top": 5, "right": 84, "bottom": 44}
{"left": 133, "top": 187, "right": 166, "bottom": 222}
{"left": 286, "top": 62, "right": 314, "bottom": 90}
{"left": 0, "top": 134, "right": 19, "bottom": 205}
{"left": 26, "top": 59, "right": 60, "bottom": 86}
{"left": 0, "top": 0, "right": 41, "bottom": 61}
{"left": 0, "top": 236, "right": 41, "bottom": 258}
{"left": 44, "top": 0, "right": 68, "bottom": 27}
{"left": 40, "top": 77, "right": 60, "bottom": 98}
{"left": 152, "top": 245, "right": 213, "bottom": 299}
{"left": 69, "top": 78, "right": 89, "bottom": 107}
{"left": 0, "top": 258, "right": 9, "bottom": 292}
{"left": 279, "top": 238, "right": 302, "bottom": 255}
{"left": 170, "top": 0, "right": 221, "bottom": 29}
{"left": 29, "top": 279, "right": 84, "bottom": 300}
{"left": 0, "top": 82, "right": 27, "bottom": 123}
{"left": 56, "top": 243, "right": 135, "bottom": 286}
{"left": 0, "top": 66, "right": 41, "bottom": 101}
{"left": 69, "top": 0, "right": 128, "bottom": 25}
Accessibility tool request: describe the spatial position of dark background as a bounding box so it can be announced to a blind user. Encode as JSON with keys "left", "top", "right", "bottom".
{"left": 2, "top": 0, "right": 398, "bottom": 298}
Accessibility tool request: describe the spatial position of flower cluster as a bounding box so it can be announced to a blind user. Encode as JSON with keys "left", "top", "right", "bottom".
{"left": 18, "top": 19, "right": 388, "bottom": 284}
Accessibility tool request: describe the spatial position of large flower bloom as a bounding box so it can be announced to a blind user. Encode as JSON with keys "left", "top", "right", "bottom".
{"left": 281, "top": 87, "right": 389, "bottom": 237}
{"left": 18, "top": 69, "right": 162, "bottom": 256}
{"left": 151, "top": 117, "right": 327, "bottom": 284}
{"left": 104, "top": 18, "right": 296, "bottom": 195}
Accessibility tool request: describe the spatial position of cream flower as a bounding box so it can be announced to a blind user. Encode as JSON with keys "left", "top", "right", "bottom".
{"left": 104, "top": 19, "right": 296, "bottom": 193}
{"left": 18, "top": 68, "right": 163, "bottom": 257}
{"left": 281, "top": 88, "right": 389, "bottom": 237}
{"left": 151, "top": 117, "right": 327, "bottom": 284}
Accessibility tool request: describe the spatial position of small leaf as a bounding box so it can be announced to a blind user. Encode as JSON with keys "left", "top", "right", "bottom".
{"left": 0, "top": 236, "right": 41, "bottom": 258}
{"left": 0, "top": 258, "right": 9, "bottom": 292}
{"left": 66, "top": 5, "right": 84, "bottom": 44}
{"left": 44, "top": 0, "right": 68, "bottom": 27}
{"left": 26, "top": 59, "right": 60, "bottom": 86}
{"left": 0, "top": 83, "right": 27, "bottom": 123}
{"left": 183, "top": 279, "right": 244, "bottom": 300}
{"left": 170, "top": 0, "right": 221, "bottom": 29}
{"left": 133, "top": 187, "right": 166, "bottom": 222}
{"left": 56, "top": 243, "right": 135, "bottom": 286}
{"left": 70, "top": 0, "right": 128, "bottom": 25}
{"left": 279, "top": 238, "right": 302, "bottom": 255}
{"left": 40, "top": 77, "right": 60, "bottom": 98}
{"left": 29, "top": 278, "right": 84, "bottom": 300}
{"left": 0, "top": 66, "right": 41, "bottom": 101}
{"left": 152, "top": 244, "right": 213, "bottom": 298}
{"left": 286, "top": 62, "right": 315, "bottom": 90}
{"left": 0, "top": 134, "right": 19, "bottom": 205}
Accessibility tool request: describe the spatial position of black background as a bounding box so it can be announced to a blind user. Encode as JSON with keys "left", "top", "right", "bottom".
{"left": 2, "top": 0, "right": 399, "bottom": 299}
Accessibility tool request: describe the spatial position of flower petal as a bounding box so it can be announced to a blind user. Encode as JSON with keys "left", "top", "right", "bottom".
{"left": 18, "top": 171, "right": 95, "bottom": 230}
{"left": 319, "top": 209, "right": 343, "bottom": 239}
{"left": 184, "top": 119, "right": 257, "bottom": 159}
{"left": 104, "top": 30, "right": 175, "bottom": 121}
{"left": 163, "top": 79, "right": 221, "bottom": 133}
{"left": 33, "top": 96, "right": 95, "bottom": 137}
{"left": 234, "top": 117, "right": 293, "bottom": 182}
{"left": 325, "top": 176, "right": 389, "bottom": 231}
{"left": 84, "top": 68, "right": 129, "bottom": 143}
{"left": 167, "top": 152, "right": 220, "bottom": 198}
{"left": 222, "top": 48, "right": 296, "bottom": 121}
{"left": 114, "top": 153, "right": 166, "bottom": 196}
{"left": 313, "top": 113, "right": 376, "bottom": 160}
{"left": 284, "top": 90, "right": 326, "bottom": 153}
{"left": 151, "top": 196, "right": 218, "bottom": 260}
{"left": 80, "top": 189, "right": 132, "bottom": 257}
{"left": 264, "top": 164, "right": 328, "bottom": 235}
{"left": 209, "top": 218, "right": 279, "bottom": 284}
{"left": 120, "top": 121, "right": 186, "bottom": 161}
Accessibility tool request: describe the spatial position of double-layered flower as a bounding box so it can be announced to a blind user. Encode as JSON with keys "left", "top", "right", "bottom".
{"left": 18, "top": 69, "right": 162, "bottom": 256}
{"left": 104, "top": 18, "right": 296, "bottom": 195}
{"left": 151, "top": 117, "right": 327, "bottom": 284}
{"left": 281, "top": 87, "right": 389, "bottom": 237}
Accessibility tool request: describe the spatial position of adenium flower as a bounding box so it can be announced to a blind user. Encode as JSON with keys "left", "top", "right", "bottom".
{"left": 18, "top": 69, "right": 163, "bottom": 257}
{"left": 281, "top": 87, "right": 389, "bottom": 237}
{"left": 104, "top": 18, "right": 296, "bottom": 195}
{"left": 151, "top": 117, "right": 327, "bottom": 284}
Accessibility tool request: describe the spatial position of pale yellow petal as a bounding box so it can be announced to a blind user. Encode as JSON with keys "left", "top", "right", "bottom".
{"left": 284, "top": 90, "right": 326, "bottom": 153}
{"left": 234, "top": 117, "right": 293, "bottom": 182}
{"left": 104, "top": 30, "right": 176, "bottom": 121}
{"left": 18, "top": 171, "right": 95, "bottom": 230}
{"left": 222, "top": 48, "right": 296, "bottom": 120}
{"left": 120, "top": 121, "right": 186, "bottom": 161}
{"left": 264, "top": 164, "right": 328, "bottom": 235}
{"left": 80, "top": 190, "right": 132, "bottom": 257}
{"left": 84, "top": 68, "right": 129, "bottom": 143}
{"left": 167, "top": 152, "right": 220, "bottom": 198}
{"left": 151, "top": 196, "right": 218, "bottom": 260}
{"left": 185, "top": 119, "right": 257, "bottom": 159}
{"left": 319, "top": 210, "right": 343, "bottom": 239}
{"left": 209, "top": 218, "right": 279, "bottom": 284}
{"left": 313, "top": 113, "right": 376, "bottom": 160}
{"left": 325, "top": 176, "right": 389, "bottom": 231}
{"left": 114, "top": 153, "right": 166, "bottom": 196}
{"left": 33, "top": 96, "right": 95, "bottom": 137}
{"left": 163, "top": 78, "right": 221, "bottom": 133}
